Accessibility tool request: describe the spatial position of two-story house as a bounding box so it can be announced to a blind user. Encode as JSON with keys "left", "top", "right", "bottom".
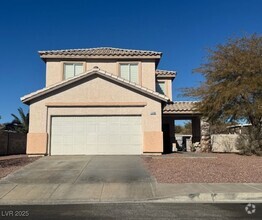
{"left": 21, "top": 47, "right": 200, "bottom": 155}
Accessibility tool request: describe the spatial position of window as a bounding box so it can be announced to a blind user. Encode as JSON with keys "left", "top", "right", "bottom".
{"left": 120, "top": 64, "right": 138, "bottom": 83}
{"left": 156, "top": 81, "right": 166, "bottom": 94}
{"left": 64, "top": 63, "right": 84, "bottom": 79}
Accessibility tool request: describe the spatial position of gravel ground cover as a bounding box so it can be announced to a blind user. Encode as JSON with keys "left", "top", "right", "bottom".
{"left": 0, "top": 156, "right": 40, "bottom": 179}
{"left": 143, "top": 153, "right": 262, "bottom": 183}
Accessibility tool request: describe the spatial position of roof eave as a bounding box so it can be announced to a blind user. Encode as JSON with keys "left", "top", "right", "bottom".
{"left": 163, "top": 111, "right": 201, "bottom": 115}
{"left": 156, "top": 75, "right": 176, "bottom": 80}
{"left": 39, "top": 54, "right": 162, "bottom": 60}
{"left": 21, "top": 69, "right": 169, "bottom": 104}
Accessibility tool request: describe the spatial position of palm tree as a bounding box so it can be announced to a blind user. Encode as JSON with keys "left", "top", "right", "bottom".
{"left": 5, "top": 108, "right": 29, "bottom": 133}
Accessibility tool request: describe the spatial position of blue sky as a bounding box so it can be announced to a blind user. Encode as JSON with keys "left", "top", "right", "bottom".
{"left": 0, "top": 0, "right": 261, "bottom": 123}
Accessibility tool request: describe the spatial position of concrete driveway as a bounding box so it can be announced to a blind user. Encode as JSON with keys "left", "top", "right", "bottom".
{"left": 0, "top": 156, "right": 156, "bottom": 203}
{"left": 1, "top": 155, "right": 153, "bottom": 184}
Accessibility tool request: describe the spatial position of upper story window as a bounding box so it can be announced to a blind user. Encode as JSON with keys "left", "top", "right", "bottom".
{"left": 120, "top": 63, "right": 138, "bottom": 83}
{"left": 156, "top": 81, "right": 166, "bottom": 94}
{"left": 64, "top": 63, "right": 84, "bottom": 79}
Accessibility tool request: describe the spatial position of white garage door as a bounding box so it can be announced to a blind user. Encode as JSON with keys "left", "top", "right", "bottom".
{"left": 50, "top": 116, "right": 142, "bottom": 155}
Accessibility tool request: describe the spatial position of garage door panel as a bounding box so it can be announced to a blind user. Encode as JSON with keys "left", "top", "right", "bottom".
{"left": 74, "top": 136, "right": 86, "bottom": 145}
{"left": 61, "top": 126, "right": 74, "bottom": 134}
{"left": 85, "top": 134, "right": 97, "bottom": 144}
{"left": 108, "top": 135, "right": 120, "bottom": 144}
{"left": 53, "top": 144, "right": 71, "bottom": 155}
{"left": 110, "top": 117, "right": 120, "bottom": 123}
{"left": 64, "top": 136, "right": 74, "bottom": 144}
{"left": 51, "top": 135, "right": 63, "bottom": 143}
{"left": 107, "top": 125, "right": 120, "bottom": 133}
{"left": 129, "top": 135, "right": 141, "bottom": 144}
{"left": 65, "top": 144, "right": 74, "bottom": 154}
{"left": 128, "top": 125, "right": 141, "bottom": 134}
{"left": 51, "top": 116, "right": 142, "bottom": 155}
{"left": 85, "top": 123, "right": 96, "bottom": 132}
{"left": 97, "top": 124, "right": 108, "bottom": 133}
{"left": 74, "top": 126, "right": 85, "bottom": 133}
{"left": 84, "top": 144, "right": 97, "bottom": 154}
{"left": 97, "top": 135, "right": 108, "bottom": 144}
{"left": 98, "top": 145, "right": 118, "bottom": 154}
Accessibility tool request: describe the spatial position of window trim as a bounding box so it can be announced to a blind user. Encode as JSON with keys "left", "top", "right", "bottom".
{"left": 118, "top": 61, "right": 141, "bottom": 84}
{"left": 62, "top": 62, "right": 85, "bottom": 80}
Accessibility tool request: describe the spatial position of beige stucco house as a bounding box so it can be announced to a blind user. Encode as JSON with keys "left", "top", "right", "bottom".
{"left": 21, "top": 47, "right": 200, "bottom": 155}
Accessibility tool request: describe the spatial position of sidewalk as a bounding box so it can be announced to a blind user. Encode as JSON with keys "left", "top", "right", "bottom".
{"left": 0, "top": 182, "right": 262, "bottom": 205}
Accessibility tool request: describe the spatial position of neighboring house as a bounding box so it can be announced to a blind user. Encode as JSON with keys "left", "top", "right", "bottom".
{"left": 21, "top": 47, "right": 200, "bottom": 155}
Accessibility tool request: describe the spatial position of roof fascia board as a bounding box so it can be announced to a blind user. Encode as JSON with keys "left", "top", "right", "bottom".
{"left": 21, "top": 69, "right": 169, "bottom": 104}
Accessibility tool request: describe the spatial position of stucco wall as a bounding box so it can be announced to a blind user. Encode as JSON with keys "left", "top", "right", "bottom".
{"left": 45, "top": 60, "right": 156, "bottom": 91}
{"left": 28, "top": 75, "right": 163, "bottom": 155}
{"left": 211, "top": 134, "right": 239, "bottom": 153}
{"left": 46, "top": 61, "right": 62, "bottom": 86}
{"left": 141, "top": 61, "right": 155, "bottom": 90}
{"left": 166, "top": 79, "right": 173, "bottom": 100}
{"left": 86, "top": 60, "right": 117, "bottom": 74}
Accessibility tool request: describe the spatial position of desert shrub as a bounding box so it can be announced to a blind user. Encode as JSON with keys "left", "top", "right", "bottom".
{"left": 236, "top": 126, "right": 262, "bottom": 156}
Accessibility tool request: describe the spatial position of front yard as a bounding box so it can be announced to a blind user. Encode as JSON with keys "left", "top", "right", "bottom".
{"left": 143, "top": 153, "right": 262, "bottom": 183}
{"left": 1, "top": 153, "right": 261, "bottom": 183}
{"left": 0, "top": 156, "right": 40, "bottom": 179}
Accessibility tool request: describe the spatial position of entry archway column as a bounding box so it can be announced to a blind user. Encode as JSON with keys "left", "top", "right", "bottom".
{"left": 192, "top": 117, "right": 201, "bottom": 143}
{"left": 200, "top": 119, "right": 211, "bottom": 152}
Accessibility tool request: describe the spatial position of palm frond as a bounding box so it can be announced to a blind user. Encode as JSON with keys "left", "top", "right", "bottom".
{"left": 10, "top": 107, "right": 29, "bottom": 133}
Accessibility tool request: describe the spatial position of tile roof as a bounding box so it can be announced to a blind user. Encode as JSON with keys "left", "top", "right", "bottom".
{"left": 21, "top": 67, "right": 170, "bottom": 104}
{"left": 156, "top": 69, "right": 177, "bottom": 78}
{"left": 163, "top": 101, "right": 200, "bottom": 114}
{"left": 39, "top": 47, "right": 162, "bottom": 59}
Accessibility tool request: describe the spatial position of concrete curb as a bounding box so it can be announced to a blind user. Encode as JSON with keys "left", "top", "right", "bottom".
{"left": 1, "top": 192, "right": 262, "bottom": 205}
{"left": 148, "top": 192, "right": 262, "bottom": 203}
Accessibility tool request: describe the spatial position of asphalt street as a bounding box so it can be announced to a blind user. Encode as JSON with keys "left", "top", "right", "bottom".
{"left": 0, "top": 203, "right": 261, "bottom": 220}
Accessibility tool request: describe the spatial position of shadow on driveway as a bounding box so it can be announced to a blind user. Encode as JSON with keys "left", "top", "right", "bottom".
{"left": 1, "top": 155, "right": 153, "bottom": 184}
